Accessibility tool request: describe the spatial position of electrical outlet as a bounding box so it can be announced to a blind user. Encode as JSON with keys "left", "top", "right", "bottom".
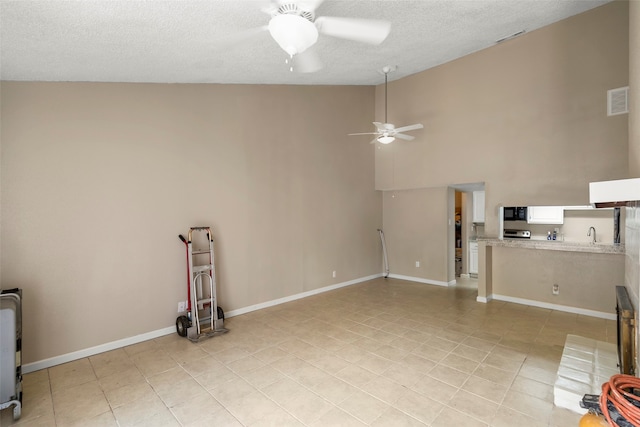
{"left": 178, "top": 301, "right": 186, "bottom": 313}
{"left": 552, "top": 284, "right": 559, "bottom": 295}
{"left": 415, "top": 261, "right": 420, "bottom": 268}
{"left": 332, "top": 270, "right": 336, "bottom": 278}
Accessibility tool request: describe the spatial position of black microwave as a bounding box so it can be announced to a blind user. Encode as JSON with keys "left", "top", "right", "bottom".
{"left": 504, "top": 206, "right": 527, "bottom": 221}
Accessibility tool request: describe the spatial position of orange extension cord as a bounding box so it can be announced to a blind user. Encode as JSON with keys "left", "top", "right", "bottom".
{"left": 600, "top": 374, "right": 640, "bottom": 426}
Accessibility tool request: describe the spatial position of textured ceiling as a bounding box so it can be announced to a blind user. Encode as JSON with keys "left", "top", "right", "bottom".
{"left": 0, "top": 0, "right": 612, "bottom": 86}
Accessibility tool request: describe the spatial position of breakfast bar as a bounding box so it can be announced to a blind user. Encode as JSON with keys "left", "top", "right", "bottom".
{"left": 480, "top": 238, "right": 624, "bottom": 254}
{"left": 476, "top": 238, "right": 625, "bottom": 317}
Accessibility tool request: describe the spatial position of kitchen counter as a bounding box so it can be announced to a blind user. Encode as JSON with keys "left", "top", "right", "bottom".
{"left": 477, "top": 237, "right": 624, "bottom": 254}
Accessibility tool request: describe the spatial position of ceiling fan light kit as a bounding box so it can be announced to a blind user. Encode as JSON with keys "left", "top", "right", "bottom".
{"left": 218, "top": 1, "right": 391, "bottom": 73}
{"left": 377, "top": 135, "right": 395, "bottom": 144}
{"left": 268, "top": 14, "right": 318, "bottom": 57}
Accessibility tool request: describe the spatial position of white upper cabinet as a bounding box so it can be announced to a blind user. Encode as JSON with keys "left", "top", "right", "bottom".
{"left": 527, "top": 206, "right": 564, "bottom": 224}
{"left": 472, "top": 191, "right": 485, "bottom": 223}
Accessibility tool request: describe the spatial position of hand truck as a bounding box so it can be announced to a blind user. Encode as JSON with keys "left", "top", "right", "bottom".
{"left": 176, "top": 227, "right": 228, "bottom": 342}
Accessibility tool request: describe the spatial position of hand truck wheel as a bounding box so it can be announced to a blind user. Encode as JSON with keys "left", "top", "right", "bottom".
{"left": 176, "top": 315, "right": 189, "bottom": 337}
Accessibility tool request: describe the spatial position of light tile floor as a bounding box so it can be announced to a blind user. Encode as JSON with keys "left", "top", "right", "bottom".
{"left": 1, "top": 277, "right": 617, "bottom": 426}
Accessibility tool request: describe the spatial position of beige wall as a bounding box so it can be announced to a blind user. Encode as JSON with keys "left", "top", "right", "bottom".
{"left": 0, "top": 82, "right": 382, "bottom": 364}
{"left": 382, "top": 188, "right": 449, "bottom": 283}
{"left": 493, "top": 247, "right": 624, "bottom": 314}
{"left": 381, "top": 2, "right": 628, "bottom": 286}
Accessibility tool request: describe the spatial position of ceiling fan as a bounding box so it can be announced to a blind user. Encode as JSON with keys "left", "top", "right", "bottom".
{"left": 349, "top": 66, "right": 424, "bottom": 144}
{"left": 217, "top": 0, "right": 391, "bottom": 73}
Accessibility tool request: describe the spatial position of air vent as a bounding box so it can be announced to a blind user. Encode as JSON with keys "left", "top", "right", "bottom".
{"left": 607, "top": 86, "right": 629, "bottom": 116}
{"left": 495, "top": 30, "right": 526, "bottom": 44}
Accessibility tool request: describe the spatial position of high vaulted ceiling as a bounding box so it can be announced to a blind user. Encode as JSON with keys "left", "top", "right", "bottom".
{"left": 0, "top": 0, "right": 612, "bottom": 86}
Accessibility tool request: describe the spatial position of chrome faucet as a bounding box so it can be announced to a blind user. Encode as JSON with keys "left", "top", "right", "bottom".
{"left": 588, "top": 226, "right": 596, "bottom": 244}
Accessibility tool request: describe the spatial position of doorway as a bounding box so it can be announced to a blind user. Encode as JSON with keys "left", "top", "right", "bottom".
{"left": 448, "top": 182, "right": 485, "bottom": 289}
{"left": 454, "top": 191, "right": 463, "bottom": 277}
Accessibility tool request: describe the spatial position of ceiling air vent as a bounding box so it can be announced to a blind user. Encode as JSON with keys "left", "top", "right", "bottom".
{"left": 495, "top": 30, "right": 526, "bottom": 44}
{"left": 607, "top": 86, "right": 629, "bottom": 116}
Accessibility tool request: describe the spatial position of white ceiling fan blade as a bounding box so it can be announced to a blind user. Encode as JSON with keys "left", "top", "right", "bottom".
{"left": 294, "top": 47, "right": 323, "bottom": 73}
{"left": 348, "top": 132, "right": 379, "bottom": 136}
{"left": 395, "top": 133, "right": 416, "bottom": 141}
{"left": 211, "top": 26, "right": 269, "bottom": 49}
{"left": 260, "top": 2, "right": 276, "bottom": 15}
{"left": 370, "top": 138, "right": 379, "bottom": 144}
{"left": 393, "top": 123, "right": 424, "bottom": 133}
{"left": 315, "top": 17, "right": 391, "bottom": 45}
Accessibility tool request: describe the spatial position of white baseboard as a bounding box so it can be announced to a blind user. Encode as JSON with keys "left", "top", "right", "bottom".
{"left": 460, "top": 274, "right": 471, "bottom": 279}
{"left": 23, "top": 273, "right": 382, "bottom": 374}
{"left": 23, "top": 326, "right": 175, "bottom": 374}
{"left": 387, "top": 274, "right": 452, "bottom": 287}
{"left": 476, "top": 295, "right": 490, "bottom": 303}
{"left": 224, "top": 273, "right": 383, "bottom": 318}
{"left": 490, "top": 293, "right": 616, "bottom": 320}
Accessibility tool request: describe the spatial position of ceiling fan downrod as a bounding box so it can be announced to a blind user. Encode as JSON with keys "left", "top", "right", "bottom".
{"left": 384, "top": 71, "right": 388, "bottom": 124}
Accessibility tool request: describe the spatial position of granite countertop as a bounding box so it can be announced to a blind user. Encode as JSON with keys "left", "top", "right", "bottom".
{"left": 477, "top": 237, "right": 625, "bottom": 254}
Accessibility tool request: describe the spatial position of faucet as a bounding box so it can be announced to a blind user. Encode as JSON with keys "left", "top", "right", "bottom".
{"left": 588, "top": 226, "right": 596, "bottom": 244}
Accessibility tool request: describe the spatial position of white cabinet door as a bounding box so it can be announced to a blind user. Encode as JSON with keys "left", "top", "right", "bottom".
{"left": 527, "top": 206, "right": 564, "bottom": 224}
{"left": 472, "top": 191, "right": 485, "bottom": 223}
{"left": 469, "top": 242, "right": 478, "bottom": 274}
